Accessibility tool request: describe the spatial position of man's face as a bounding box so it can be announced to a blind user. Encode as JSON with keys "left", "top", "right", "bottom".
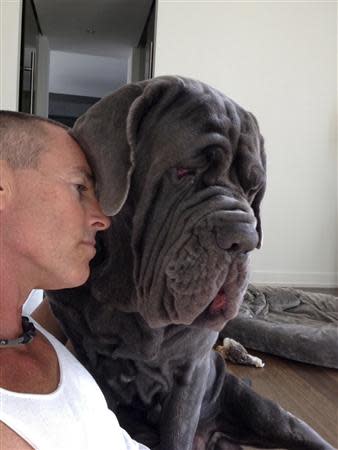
{"left": 5, "top": 123, "right": 110, "bottom": 289}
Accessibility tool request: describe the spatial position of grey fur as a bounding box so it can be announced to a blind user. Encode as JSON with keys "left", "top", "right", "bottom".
{"left": 48, "top": 76, "right": 334, "bottom": 450}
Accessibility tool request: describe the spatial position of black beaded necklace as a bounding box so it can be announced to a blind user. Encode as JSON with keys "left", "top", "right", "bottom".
{"left": 0, "top": 316, "right": 36, "bottom": 347}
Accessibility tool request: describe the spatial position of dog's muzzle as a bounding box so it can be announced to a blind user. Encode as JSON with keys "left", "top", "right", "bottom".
{"left": 194, "top": 209, "right": 259, "bottom": 254}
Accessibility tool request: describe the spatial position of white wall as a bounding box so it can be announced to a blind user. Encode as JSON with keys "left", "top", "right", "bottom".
{"left": 0, "top": 0, "right": 22, "bottom": 110}
{"left": 155, "top": 1, "right": 338, "bottom": 287}
{"left": 49, "top": 51, "right": 129, "bottom": 98}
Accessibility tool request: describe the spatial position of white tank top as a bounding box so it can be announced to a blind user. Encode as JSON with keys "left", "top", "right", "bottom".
{"left": 0, "top": 319, "right": 149, "bottom": 450}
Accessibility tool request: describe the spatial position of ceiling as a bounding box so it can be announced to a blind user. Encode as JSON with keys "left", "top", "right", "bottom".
{"left": 33, "top": 0, "right": 154, "bottom": 58}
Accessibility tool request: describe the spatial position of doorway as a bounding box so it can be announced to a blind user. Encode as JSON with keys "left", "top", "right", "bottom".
{"left": 19, "top": 0, "right": 156, "bottom": 125}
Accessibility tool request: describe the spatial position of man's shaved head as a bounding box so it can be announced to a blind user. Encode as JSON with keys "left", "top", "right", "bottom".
{"left": 0, "top": 111, "right": 69, "bottom": 169}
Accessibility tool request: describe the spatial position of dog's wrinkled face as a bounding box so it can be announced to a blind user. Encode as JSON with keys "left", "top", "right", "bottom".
{"left": 73, "top": 77, "right": 266, "bottom": 332}
{"left": 129, "top": 81, "right": 266, "bottom": 331}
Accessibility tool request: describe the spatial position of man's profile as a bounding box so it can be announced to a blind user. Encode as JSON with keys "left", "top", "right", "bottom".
{"left": 0, "top": 111, "right": 149, "bottom": 450}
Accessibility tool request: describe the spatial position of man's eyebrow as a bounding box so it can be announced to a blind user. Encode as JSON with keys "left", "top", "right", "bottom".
{"left": 68, "top": 167, "right": 95, "bottom": 184}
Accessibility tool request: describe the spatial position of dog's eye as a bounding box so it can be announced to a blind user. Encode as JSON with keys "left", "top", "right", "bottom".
{"left": 176, "top": 168, "right": 195, "bottom": 179}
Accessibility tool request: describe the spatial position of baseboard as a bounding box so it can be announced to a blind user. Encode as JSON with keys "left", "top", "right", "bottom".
{"left": 251, "top": 271, "right": 338, "bottom": 287}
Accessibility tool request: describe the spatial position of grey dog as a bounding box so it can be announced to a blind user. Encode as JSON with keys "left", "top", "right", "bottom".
{"left": 48, "top": 76, "right": 334, "bottom": 450}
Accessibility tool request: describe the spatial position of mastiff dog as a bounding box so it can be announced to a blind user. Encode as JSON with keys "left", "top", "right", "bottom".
{"left": 48, "top": 76, "right": 333, "bottom": 450}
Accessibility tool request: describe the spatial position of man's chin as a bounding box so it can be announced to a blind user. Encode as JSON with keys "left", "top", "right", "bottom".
{"left": 45, "top": 267, "right": 90, "bottom": 290}
{"left": 67, "top": 269, "right": 90, "bottom": 288}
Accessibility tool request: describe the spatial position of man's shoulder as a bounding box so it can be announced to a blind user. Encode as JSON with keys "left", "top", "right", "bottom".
{"left": 0, "top": 421, "right": 34, "bottom": 450}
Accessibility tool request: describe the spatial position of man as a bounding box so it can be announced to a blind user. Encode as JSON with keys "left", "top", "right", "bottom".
{"left": 0, "top": 111, "right": 150, "bottom": 450}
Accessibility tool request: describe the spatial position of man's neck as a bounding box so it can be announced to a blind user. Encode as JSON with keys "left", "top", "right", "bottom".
{"left": 0, "top": 256, "right": 33, "bottom": 340}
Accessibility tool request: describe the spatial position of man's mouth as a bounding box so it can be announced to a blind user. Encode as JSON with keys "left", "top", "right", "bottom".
{"left": 82, "top": 241, "right": 97, "bottom": 257}
{"left": 82, "top": 239, "right": 96, "bottom": 247}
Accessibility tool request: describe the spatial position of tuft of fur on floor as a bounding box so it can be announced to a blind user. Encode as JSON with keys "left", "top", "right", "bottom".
{"left": 214, "top": 338, "right": 265, "bottom": 368}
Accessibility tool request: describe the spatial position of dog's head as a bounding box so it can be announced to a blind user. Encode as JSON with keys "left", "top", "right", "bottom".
{"left": 72, "top": 76, "right": 266, "bottom": 331}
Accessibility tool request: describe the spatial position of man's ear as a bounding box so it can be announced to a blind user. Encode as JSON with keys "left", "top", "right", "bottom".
{"left": 0, "top": 160, "right": 14, "bottom": 211}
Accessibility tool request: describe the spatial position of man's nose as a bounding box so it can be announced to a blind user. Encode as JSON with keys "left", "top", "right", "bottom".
{"left": 89, "top": 200, "right": 111, "bottom": 231}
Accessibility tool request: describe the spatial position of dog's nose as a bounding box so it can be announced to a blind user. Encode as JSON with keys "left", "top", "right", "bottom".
{"left": 216, "top": 221, "right": 259, "bottom": 254}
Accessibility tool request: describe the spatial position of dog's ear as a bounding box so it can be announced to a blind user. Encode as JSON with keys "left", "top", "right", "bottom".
{"left": 236, "top": 112, "right": 266, "bottom": 249}
{"left": 71, "top": 84, "right": 145, "bottom": 216}
{"left": 125, "top": 76, "right": 184, "bottom": 151}
{"left": 254, "top": 132, "right": 266, "bottom": 249}
{"left": 252, "top": 180, "right": 265, "bottom": 249}
{"left": 72, "top": 77, "right": 180, "bottom": 216}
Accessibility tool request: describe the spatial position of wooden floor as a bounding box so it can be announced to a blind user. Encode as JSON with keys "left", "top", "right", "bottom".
{"left": 227, "top": 352, "right": 338, "bottom": 449}
{"left": 226, "top": 288, "right": 338, "bottom": 449}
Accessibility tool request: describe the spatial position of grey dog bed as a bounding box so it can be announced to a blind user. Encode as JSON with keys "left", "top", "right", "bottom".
{"left": 221, "top": 285, "right": 338, "bottom": 369}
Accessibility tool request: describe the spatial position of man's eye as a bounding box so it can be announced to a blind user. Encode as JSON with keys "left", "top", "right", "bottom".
{"left": 75, "top": 184, "right": 88, "bottom": 193}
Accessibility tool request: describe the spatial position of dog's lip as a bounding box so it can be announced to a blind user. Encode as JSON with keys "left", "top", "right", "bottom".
{"left": 205, "top": 253, "right": 249, "bottom": 318}
{"left": 208, "top": 288, "right": 227, "bottom": 315}
{"left": 190, "top": 286, "right": 234, "bottom": 330}
{"left": 192, "top": 283, "right": 240, "bottom": 328}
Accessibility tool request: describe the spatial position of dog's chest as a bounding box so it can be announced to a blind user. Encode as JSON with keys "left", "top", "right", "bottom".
{"left": 87, "top": 319, "right": 215, "bottom": 413}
